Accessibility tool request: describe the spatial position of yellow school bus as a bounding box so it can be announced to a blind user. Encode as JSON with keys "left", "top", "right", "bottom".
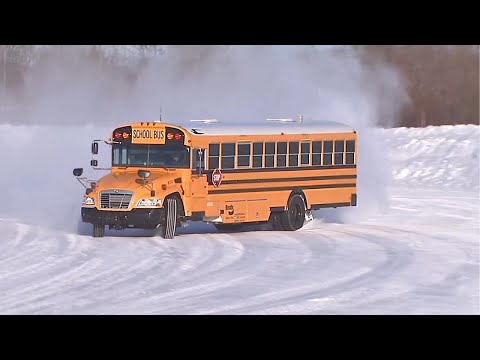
{"left": 73, "top": 118, "right": 357, "bottom": 238}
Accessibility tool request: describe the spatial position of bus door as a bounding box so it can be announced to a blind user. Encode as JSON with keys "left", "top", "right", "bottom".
{"left": 190, "top": 148, "right": 208, "bottom": 206}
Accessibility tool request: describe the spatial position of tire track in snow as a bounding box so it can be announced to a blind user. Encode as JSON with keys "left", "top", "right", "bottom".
{"left": 326, "top": 225, "right": 479, "bottom": 314}
{"left": 0, "top": 235, "right": 179, "bottom": 313}
{"left": 113, "top": 234, "right": 311, "bottom": 314}
{"left": 202, "top": 229, "right": 413, "bottom": 314}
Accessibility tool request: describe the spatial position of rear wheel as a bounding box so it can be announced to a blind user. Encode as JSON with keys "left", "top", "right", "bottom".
{"left": 281, "top": 194, "right": 306, "bottom": 231}
{"left": 161, "top": 198, "right": 177, "bottom": 239}
{"left": 93, "top": 223, "right": 105, "bottom": 238}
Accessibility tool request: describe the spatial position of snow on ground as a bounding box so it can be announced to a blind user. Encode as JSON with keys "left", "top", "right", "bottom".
{"left": 0, "top": 125, "right": 478, "bottom": 314}
{"left": 384, "top": 125, "right": 479, "bottom": 190}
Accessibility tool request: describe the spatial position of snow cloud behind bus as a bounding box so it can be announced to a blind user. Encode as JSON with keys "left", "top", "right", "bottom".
{"left": 0, "top": 46, "right": 408, "bottom": 230}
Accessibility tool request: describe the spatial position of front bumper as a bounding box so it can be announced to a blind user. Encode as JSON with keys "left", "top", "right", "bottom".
{"left": 81, "top": 207, "right": 164, "bottom": 227}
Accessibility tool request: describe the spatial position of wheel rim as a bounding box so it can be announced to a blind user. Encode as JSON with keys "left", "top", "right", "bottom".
{"left": 290, "top": 202, "right": 304, "bottom": 228}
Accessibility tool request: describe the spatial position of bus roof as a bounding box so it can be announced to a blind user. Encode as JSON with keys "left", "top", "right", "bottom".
{"left": 182, "top": 120, "right": 354, "bottom": 136}
{"left": 119, "top": 120, "right": 355, "bottom": 136}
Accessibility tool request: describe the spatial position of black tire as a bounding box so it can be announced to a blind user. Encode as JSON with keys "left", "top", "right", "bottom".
{"left": 270, "top": 212, "right": 285, "bottom": 231}
{"left": 174, "top": 196, "right": 186, "bottom": 227}
{"left": 161, "top": 198, "right": 177, "bottom": 239}
{"left": 213, "top": 223, "right": 243, "bottom": 232}
{"left": 280, "top": 194, "right": 306, "bottom": 231}
{"left": 93, "top": 223, "right": 105, "bottom": 238}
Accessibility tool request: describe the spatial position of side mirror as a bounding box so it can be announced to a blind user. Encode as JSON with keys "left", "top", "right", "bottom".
{"left": 91, "top": 142, "right": 99, "bottom": 154}
{"left": 73, "top": 168, "right": 83, "bottom": 177}
{"left": 138, "top": 170, "right": 151, "bottom": 180}
{"left": 90, "top": 159, "right": 98, "bottom": 167}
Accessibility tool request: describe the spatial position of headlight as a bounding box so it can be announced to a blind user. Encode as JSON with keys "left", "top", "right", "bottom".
{"left": 136, "top": 198, "right": 162, "bottom": 207}
{"left": 83, "top": 196, "right": 95, "bottom": 206}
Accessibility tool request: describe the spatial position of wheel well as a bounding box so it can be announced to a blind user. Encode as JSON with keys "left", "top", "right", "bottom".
{"left": 289, "top": 188, "right": 308, "bottom": 209}
{"left": 165, "top": 192, "right": 185, "bottom": 217}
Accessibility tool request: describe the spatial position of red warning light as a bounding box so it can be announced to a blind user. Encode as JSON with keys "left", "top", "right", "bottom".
{"left": 174, "top": 134, "right": 182, "bottom": 140}
{"left": 114, "top": 132, "right": 122, "bottom": 139}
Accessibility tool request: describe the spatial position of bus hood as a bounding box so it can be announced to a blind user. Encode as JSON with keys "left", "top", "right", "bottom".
{"left": 95, "top": 171, "right": 172, "bottom": 191}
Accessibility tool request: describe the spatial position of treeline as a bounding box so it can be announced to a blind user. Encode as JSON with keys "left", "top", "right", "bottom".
{"left": 0, "top": 45, "right": 478, "bottom": 127}
{"left": 0, "top": 45, "right": 152, "bottom": 100}
{"left": 356, "top": 45, "right": 479, "bottom": 127}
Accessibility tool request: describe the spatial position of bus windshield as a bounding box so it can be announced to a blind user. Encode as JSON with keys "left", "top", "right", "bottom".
{"left": 112, "top": 144, "right": 190, "bottom": 168}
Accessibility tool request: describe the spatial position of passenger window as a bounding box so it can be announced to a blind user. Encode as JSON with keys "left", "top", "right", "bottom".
{"left": 221, "top": 143, "right": 235, "bottom": 169}
{"left": 334, "top": 140, "right": 344, "bottom": 165}
{"left": 253, "top": 142, "right": 263, "bottom": 168}
{"left": 209, "top": 143, "right": 220, "bottom": 169}
{"left": 289, "top": 142, "right": 299, "bottom": 167}
{"left": 276, "top": 142, "right": 287, "bottom": 167}
{"left": 301, "top": 141, "right": 310, "bottom": 166}
{"left": 312, "top": 141, "right": 322, "bottom": 166}
{"left": 323, "top": 141, "right": 333, "bottom": 166}
{"left": 346, "top": 140, "right": 355, "bottom": 165}
{"left": 237, "top": 143, "right": 251, "bottom": 167}
{"left": 265, "top": 142, "right": 275, "bottom": 168}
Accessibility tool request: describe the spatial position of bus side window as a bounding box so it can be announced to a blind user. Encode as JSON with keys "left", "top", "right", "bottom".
{"left": 277, "top": 142, "right": 287, "bottom": 167}
{"left": 346, "top": 140, "right": 355, "bottom": 165}
{"left": 237, "top": 143, "right": 251, "bottom": 167}
{"left": 253, "top": 142, "right": 263, "bottom": 168}
{"left": 323, "top": 141, "right": 333, "bottom": 165}
{"left": 288, "top": 142, "right": 299, "bottom": 167}
{"left": 221, "top": 143, "right": 235, "bottom": 169}
{"left": 334, "top": 140, "right": 345, "bottom": 165}
{"left": 312, "top": 141, "right": 322, "bottom": 165}
{"left": 265, "top": 142, "right": 275, "bottom": 168}
{"left": 209, "top": 144, "right": 219, "bottom": 169}
{"left": 301, "top": 141, "right": 311, "bottom": 166}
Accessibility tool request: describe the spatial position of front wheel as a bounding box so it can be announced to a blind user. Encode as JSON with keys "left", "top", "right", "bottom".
{"left": 161, "top": 198, "right": 177, "bottom": 239}
{"left": 280, "top": 194, "right": 306, "bottom": 231}
{"left": 93, "top": 223, "right": 105, "bottom": 237}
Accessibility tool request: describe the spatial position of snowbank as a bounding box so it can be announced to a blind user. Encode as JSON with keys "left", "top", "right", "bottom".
{"left": 383, "top": 125, "right": 479, "bottom": 190}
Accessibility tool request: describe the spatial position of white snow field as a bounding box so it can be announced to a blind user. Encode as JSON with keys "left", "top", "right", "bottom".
{"left": 0, "top": 124, "right": 478, "bottom": 314}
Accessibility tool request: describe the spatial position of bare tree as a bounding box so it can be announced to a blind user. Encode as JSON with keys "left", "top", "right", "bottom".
{"left": 357, "top": 45, "right": 479, "bottom": 127}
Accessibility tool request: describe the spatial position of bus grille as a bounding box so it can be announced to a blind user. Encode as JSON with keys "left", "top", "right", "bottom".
{"left": 100, "top": 191, "right": 133, "bottom": 209}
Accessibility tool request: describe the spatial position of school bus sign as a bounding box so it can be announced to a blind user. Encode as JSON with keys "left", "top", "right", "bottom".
{"left": 131, "top": 127, "right": 165, "bottom": 144}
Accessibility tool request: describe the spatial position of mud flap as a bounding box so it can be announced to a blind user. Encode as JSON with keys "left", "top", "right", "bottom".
{"left": 305, "top": 209, "right": 314, "bottom": 223}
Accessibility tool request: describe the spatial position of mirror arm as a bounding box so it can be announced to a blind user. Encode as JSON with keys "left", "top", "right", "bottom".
{"left": 75, "top": 176, "right": 94, "bottom": 189}
{"left": 76, "top": 177, "right": 88, "bottom": 189}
